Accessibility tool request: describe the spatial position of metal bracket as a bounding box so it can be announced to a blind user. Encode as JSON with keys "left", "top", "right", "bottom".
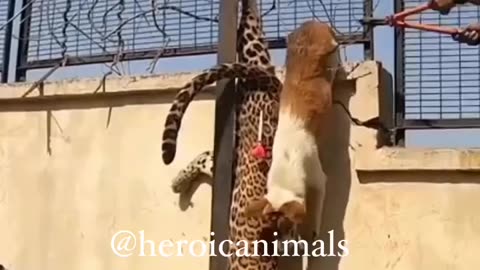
{"left": 358, "top": 17, "right": 388, "bottom": 27}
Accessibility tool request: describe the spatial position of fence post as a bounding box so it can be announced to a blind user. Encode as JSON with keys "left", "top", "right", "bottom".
{"left": 14, "top": 0, "right": 33, "bottom": 82}
{"left": 209, "top": 1, "right": 238, "bottom": 270}
{"left": 1, "top": 0, "right": 16, "bottom": 83}
{"left": 393, "top": 0, "right": 405, "bottom": 146}
{"left": 363, "top": 0, "right": 375, "bottom": 59}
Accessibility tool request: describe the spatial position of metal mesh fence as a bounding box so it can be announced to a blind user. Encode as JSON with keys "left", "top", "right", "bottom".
{"left": 402, "top": 0, "right": 480, "bottom": 121}
{"left": 26, "top": 0, "right": 220, "bottom": 66}
{"left": 258, "top": 0, "right": 366, "bottom": 45}
{"left": 22, "top": 0, "right": 368, "bottom": 70}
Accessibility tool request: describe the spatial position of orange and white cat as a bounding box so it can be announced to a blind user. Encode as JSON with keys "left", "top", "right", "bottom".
{"left": 245, "top": 20, "right": 340, "bottom": 236}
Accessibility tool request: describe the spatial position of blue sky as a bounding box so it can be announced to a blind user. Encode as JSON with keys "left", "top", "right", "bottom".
{"left": 8, "top": 0, "right": 480, "bottom": 148}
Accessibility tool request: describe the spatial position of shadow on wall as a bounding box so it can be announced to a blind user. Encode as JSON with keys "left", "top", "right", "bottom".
{"left": 310, "top": 78, "right": 355, "bottom": 270}
{"left": 175, "top": 174, "right": 213, "bottom": 211}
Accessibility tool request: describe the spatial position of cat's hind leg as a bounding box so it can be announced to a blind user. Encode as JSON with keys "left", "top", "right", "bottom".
{"left": 302, "top": 156, "right": 328, "bottom": 242}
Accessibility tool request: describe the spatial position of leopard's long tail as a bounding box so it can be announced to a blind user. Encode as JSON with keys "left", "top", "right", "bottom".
{"left": 162, "top": 62, "right": 281, "bottom": 165}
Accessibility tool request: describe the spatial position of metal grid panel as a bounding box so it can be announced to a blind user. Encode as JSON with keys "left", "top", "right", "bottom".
{"left": 0, "top": 0, "right": 10, "bottom": 72}
{"left": 23, "top": 0, "right": 367, "bottom": 69}
{"left": 26, "top": 0, "right": 220, "bottom": 63}
{"left": 403, "top": 0, "right": 480, "bottom": 121}
{"left": 258, "top": 0, "right": 366, "bottom": 43}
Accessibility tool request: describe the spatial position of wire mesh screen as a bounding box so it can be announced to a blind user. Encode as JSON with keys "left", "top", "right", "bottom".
{"left": 258, "top": 0, "right": 366, "bottom": 44}
{"left": 22, "top": 0, "right": 368, "bottom": 70}
{"left": 403, "top": 0, "right": 480, "bottom": 121}
{"left": 26, "top": 0, "right": 220, "bottom": 66}
{"left": 0, "top": 0, "right": 10, "bottom": 72}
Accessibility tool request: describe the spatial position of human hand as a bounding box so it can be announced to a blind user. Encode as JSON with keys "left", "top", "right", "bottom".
{"left": 453, "top": 23, "right": 480, "bottom": 45}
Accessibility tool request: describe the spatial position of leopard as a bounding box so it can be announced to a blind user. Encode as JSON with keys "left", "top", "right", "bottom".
{"left": 162, "top": 0, "right": 288, "bottom": 269}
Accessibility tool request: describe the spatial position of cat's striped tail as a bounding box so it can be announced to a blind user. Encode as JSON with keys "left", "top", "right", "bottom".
{"left": 162, "top": 62, "right": 281, "bottom": 165}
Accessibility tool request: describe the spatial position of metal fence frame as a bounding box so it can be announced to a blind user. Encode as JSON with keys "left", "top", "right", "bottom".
{"left": 394, "top": 0, "right": 406, "bottom": 145}
{"left": 393, "top": 0, "right": 480, "bottom": 145}
{"left": 1, "top": 0, "right": 16, "bottom": 82}
{"left": 0, "top": 0, "right": 376, "bottom": 84}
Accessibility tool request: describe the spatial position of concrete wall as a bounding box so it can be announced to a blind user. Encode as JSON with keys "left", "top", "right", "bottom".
{"left": 0, "top": 61, "right": 478, "bottom": 270}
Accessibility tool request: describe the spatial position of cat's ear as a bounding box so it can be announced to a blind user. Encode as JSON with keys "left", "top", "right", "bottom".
{"left": 324, "top": 37, "right": 339, "bottom": 55}
{"left": 244, "top": 197, "right": 270, "bottom": 217}
{"left": 314, "top": 35, "right": 338, "bottom": 57}
{"left": 311, "top": 26, "right": 339, "bottom": 57}
{"left": 279, "top": 201, "right": 306, "bottom": 224}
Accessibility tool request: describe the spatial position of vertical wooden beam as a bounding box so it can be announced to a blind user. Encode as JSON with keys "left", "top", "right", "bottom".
{"left": 209, "top": 1, "right": 238, "bottom": 270}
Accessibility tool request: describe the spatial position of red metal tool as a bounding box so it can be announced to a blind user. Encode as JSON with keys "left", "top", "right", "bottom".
{"left": 362, "top": 2, "right": 461, "bottom": 35}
